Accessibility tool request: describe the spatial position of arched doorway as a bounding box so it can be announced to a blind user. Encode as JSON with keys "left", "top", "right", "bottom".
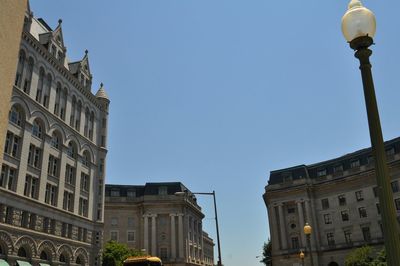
{"left": 17, "top": 247, "right": 27, "bottom": 258}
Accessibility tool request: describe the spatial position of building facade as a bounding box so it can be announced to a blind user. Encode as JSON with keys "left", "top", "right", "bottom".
{"left": 0, "top": 5, "right": 110, "bottom": 266}
{"left": 0, "top": 0, "right": 28, "bottom": 156}
{"left": 263, "top": 137, "right": 400, "bottom": 266}
{"left": 104, "top": 183, "right": 214, "bottom": 266}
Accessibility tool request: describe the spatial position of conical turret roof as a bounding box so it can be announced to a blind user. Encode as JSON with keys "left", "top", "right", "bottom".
{"left": 96, "top": 83, "right": 109, "bottom": 101}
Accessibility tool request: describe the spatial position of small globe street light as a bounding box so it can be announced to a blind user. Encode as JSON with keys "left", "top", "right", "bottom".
{"left": 303, "top": 223, "right": 314, "bottom": 266}
{"left": 341, "top": 1, "right": 400, "bottom": 264}
{"left": 299, "top": 250, "right": 305, "bottom": 266}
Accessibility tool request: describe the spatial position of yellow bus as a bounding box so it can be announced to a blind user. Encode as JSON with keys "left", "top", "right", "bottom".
{"left": 123, "top": 256, "right": 163, "bottom": 266}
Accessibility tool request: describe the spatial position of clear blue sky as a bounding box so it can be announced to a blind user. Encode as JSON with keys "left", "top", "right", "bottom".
{"left": 31, "top": 1, "right": 400, "bottom": 265}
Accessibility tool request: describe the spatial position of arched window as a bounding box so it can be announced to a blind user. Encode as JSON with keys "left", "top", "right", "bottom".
{"left": 36, "top": 68, "right": 45, "bottom": 103}
{"left": 60, "top": 88, "right": 68, "bottom": 120}
{"left": 82, "top": 150, "right": 91, "bottom": 167}
{"left": 51, "top": 131, "right": 61, "bottom": 149}
{"left": 23, "top": 57, "right": 34, "bottom": 94}
{"left": 17, "top": 247, "right": 27, "bottom": 258}
{"left": 70, "top": 96, "right": 76, "bottom": 127}
{"left": 75, "top": 101, "right": 82, "bottom": 131}
{"left": 43, "top": 74, "right": 52, "bottom": 108}
{"left": 59, "top": 254, "right": 66, "bottom": 262}
{"left": 67, "top": 141, "right": 77, "bottom": 159}
{"left": 89, "top": 111, "right": 94, "bottom": 141}
{"left": 84, "top": 108, "right": 89, "bottom": 137}
{"left": 76, "top": 255, "right": 85, "bottom": 265}
{"left": 40, "top": 250, "right": 48, "bottom": 260}
{"left": 15, "top": 50, "right": 26, "bottom": 87}
{"left": 9, "top": 105, "right": 24, "bottom": 127}
{"left": 32, "top": 119, "right": 43, "bottom": 139}
{"left": 54, "top": 82, "right": 62, "bottom": 116}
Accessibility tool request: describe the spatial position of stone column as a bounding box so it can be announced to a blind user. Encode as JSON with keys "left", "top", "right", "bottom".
{"left": 277, "top": 203, "right": 287, "bottom": 250}
{"left": 297, "top": 200, "right": 306, "bottom": 247}
{"left": 170, "top": 214, "right": 176, "bottom": 259}
{"left": 151, "top": 214, "right": 157, "bottom": 255}
{"left": 143, "top": 215, "right": 149, "bottom": 253}
{"left": 269, "top": 205, "right": 280, "bottom": 252}
{"left": 305, "top": 200, "right": 318, "bottom": 249}
{"left": 15, "top": 126, "right": 32, "bottom": 195}
{"left": 178, "top": 213, "right": 184, "bottom": 259}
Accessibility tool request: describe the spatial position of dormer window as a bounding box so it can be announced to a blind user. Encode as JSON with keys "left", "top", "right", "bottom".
{"left": 158, "top": 186, "right": 167, "bottom": 195}
{"left": 350, "top": 160, "right": 360, "bottom": 168}
{"left": 386, "top": 147, "right": 395, "bottom": 156}
{"left": 334, "top": 165, "right": 343, "bottom": 173}
{"left": 317, "top": 169, "right": 327, "bottom": 177}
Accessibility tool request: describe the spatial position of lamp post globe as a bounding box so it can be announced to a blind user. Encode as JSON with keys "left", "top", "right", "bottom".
{"left": 341, "top": 0, "right": 376, "bottom": 43}
{"left": 299, "top": 250, "right": 304, "bottom": 259}
{"left": 303, "top": 223, "right": 312, "bottom": 235}
{"left": 341, "top": 1, "right": 400, "bottom": 265}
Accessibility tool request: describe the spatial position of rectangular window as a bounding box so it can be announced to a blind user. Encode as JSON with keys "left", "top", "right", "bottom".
{"left": 291, "top": 237, "right": 299, "bottom": 249}
{"left": 110, "top": 231, "right": 118, "bottom": 241}
{"left": 350, "top": 160, "right": 360, "bottom": 168}
{"left": 338, "top": 195, "right": 347, "bottom": 206}
{"left": 29, "top": 214, "right": 36, "bottom": 230}
{"left": 111, "top": 217, "right": 118, "bottom": 226}
{"left": 79, "top": 198, "right": 88, "bottom": 217}
{"left": 373, "top": 187, "right": 379, "bottom": 198}
{"left": 42, "top": 217, "right": 49, "bottom": 233}
{"left": 128, "top": 217, "right": 134, "bottom": 227}
{"left": 63, "top": 191, "right": 74, "bottom": 212}
{"left": 317, "top": 169, "right": 327, "bottom": 177}
{"left": 127, "top": 231, "right": 135, "bottom": 242}
{"left": 321, "top": 198, "right": 329, "bottom": 210}
{"left": 110, "top": 189, "right": 120, "bottom": 197}
{"left": 344, "top": 230, "right": 352, "bottom": 244}
{"left": 334, "top": 164, "right": 343, "bottom": 173}
{"left": 47, "top": 155, "right": 59, "bottom": 177}
{"left": 376, "top": 203, "right": 381, "bottom": 214}
{"left": 386, "top": 147, "right": 395, "bottom": 156}
{"left": 287, "top": 207, "right": 295, "bottom": 214}
{"left": 158, "top": 186, "right": 167, "bottom": 195}
{"left": 355, "top": 190, "right": 364, "bottom": 201}
{"left": 4, "top": 132, "right": 20, "bottom": 158}
{"left": 23, "top": 175, "right": 38, "bottom": 199}
{"left": 395, "top": 199, "right": 400, "bottom": 211}
{"left": 5, "top": 207, "right": 13, "bottom": 224}
{"left": 28, "top": 145, "right": 41, "bottom": 168}
{"left": 80, "top": 173, "right": 89, "bottom": 192}
{"left": 324, "top": 214, "right": 332, "bottom": 224}
{"left": 362, "top": 227, "right": 371, "bottom": 242}
{"left": 45, "top": 183, "right": 58, "bottom": 206}
{"left": 127, "top": 190, "right": 136, "bottom": 198}
{"left": 327, "top": 233, "right": 335, "bottom": 247}
{"left": 341, "top": 210, "right": 349, "bottom": 221}
{"left": 391, "top": 181, "right": 399, "bottom": 193}
{"left": 160, "top": 248, "right": 168, "bottom": 261}
{"left": 359, "top": 207, "right": 367, "bottom": 218}
{"left": 65, "top": 164, "right": 76, "bottom": 185}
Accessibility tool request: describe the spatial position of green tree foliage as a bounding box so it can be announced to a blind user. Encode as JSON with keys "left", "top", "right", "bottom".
{"left": 345, "top": 246, "right": 386, "bottom": 266}
{"left": 260, "top": 239, "right": 272, "bottom": 266}
{"left": 102, "top": 241, "right": 144, "bottom": 266}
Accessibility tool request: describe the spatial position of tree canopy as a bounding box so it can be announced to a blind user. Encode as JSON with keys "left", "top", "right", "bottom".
{"left": 345, "top": 246, "right": 386, "bottom": 266}
{"left": 102, "top": 241, "right": 145, "bottom": 266}
{"left": 260, "top": 239, "right": 272, "bottom": 266}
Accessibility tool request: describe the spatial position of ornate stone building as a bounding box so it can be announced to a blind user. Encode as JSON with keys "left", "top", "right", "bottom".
{"left": 0, "top": 4, "right": 110, "bottom": 266}
{"left": 263, "top": 137, "right": 400, "bottom": 266}
{"left": 104, "top": 183, "right": 214, "bottom": 266}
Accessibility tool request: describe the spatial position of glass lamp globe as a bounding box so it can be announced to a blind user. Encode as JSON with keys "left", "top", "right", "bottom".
{"left": 341, "top": 0, "right": 376, "bottom": 42}
{"left": 299, "top": 251, "right": 305, "bottom": 259}
{"left": 304, "top": 223, "right": 312, "bottom": 235}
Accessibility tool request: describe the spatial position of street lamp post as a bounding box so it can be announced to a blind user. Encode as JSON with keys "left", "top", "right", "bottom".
{"left": 341, "top": 1, "right": 400, "bottom": 264}
{"left": 299, "top": 250, "right": 305, "bottom": 266}
{"left": 303, "top": 223, "right": 314, "bottom": 266}
{"left": 175, "top": 190, "right": 222, "bottom": 266}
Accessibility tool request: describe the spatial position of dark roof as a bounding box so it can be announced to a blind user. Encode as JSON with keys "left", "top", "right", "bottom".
{"left": 37, "top": 18, "right": 53, "bottom": 31}
{"left": 268, "top": 136, "right": 400, "bottom": 185}
{"left": 105, "top": 182, "right": 189, "bottom": 197}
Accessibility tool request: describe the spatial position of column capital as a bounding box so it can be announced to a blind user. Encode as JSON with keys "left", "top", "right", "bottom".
{"left": 177, "top": 213, "right": 184, "bottom": 217}
{"left": 170, "top": 213, "right": 177, "bottom": 217}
